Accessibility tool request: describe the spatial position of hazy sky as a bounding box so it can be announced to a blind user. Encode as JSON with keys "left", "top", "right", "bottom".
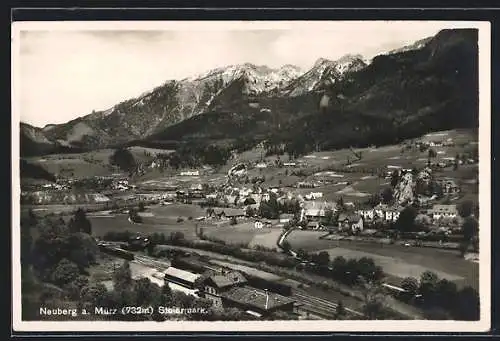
{"left": 14, "top": 21, "right": 473, "bottom": 127}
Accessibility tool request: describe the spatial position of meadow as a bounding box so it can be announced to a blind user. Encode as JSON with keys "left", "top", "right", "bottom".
{"left": 286, "top": 230, "right": 479, "bottom": 290}
{"left": 201, "top": 222, "right": 282, "bottom": 248}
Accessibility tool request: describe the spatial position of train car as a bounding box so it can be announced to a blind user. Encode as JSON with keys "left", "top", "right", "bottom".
{"left": 381, "top": 283, "right": 408, "bottom": 300}
{"left": 172, "top": 257, "right": 221, "bottom": 274}
{"left": 99, "top": 245, "right": 135, "bottom": 261}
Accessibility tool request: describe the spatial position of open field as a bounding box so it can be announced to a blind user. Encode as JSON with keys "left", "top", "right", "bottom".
{"left": 88, "top": 214, "right": 201, "bottom": 240}
{"left": 201, "top": 222, "right": 281, "bottom": 247}
{"left": 23, "top": 203, "right": 111, "bottom": 216}
{"left": 248, "top": 229, "right": 283, "bottom": 250}
{"left": 286, "top": 230, "right": 479, "bottom": 289}
{"left": 143, "top": 203, "right": 207, "bottom": 222}
{"left": 22, "top": 145, "right": 171, "bottom": 179}
{"left": 137, "top": 173, "right": 227, "bottom": 190}
{"left": 24, "top": 149, "right": 119, "bottom": 179}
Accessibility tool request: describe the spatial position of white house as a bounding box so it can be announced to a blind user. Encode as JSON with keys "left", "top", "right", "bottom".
{"left": 385, "top": 210, "right": 401, "bottom": 222}
{"left": 180, "top": 170, "right": 200, "bottom": 176}
{"left": 338, "top": 213, "right": 364, "bottom": 234}
{"left": 357, "top": 209, "right": 375, "bottom": 221}
{"left": 429, "top": 204, "right": 458, "bottom": 220}
{"left": 256, "top": 162, "right": 268, "bottom": 169}
{"left": 305, "top": 192, "right": 323, "bottom": 200}
{"left": 254, "top": 220, "right": 271, "bottom": 229}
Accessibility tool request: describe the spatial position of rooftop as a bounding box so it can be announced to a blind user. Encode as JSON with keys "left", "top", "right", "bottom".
{"left": 430, "top": 204, "right": 458, "bottom": 213}
{"left": 338, "top": 213, "right": 362, "bottom": 223}
{"left": 164, "top": 266, "right": 201, "bottom": 283}
{"left": 206, "top": 271, "right": 248, "bottom": 288}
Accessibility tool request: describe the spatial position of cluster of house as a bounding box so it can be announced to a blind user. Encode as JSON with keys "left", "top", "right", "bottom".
{"left": 415, "top": 138, "right": 455, "bottom": 148}
{"left": 153, "top": 265, "right": 297, "bottom": 318}
{"left": 436, "top": 178, "right": 461, "bottom": 195}
{"left": 111, "top": 178, "right": 131, "bottom": 191}
{"left": 40, "top": 182, "right": 69, "bottom": 191}
{"left": 180, "top": 170, "right": 200, "bottom": 176}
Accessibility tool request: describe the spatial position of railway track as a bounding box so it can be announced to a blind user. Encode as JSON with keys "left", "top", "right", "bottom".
{"left": 293, "top": 292, "right": 364, "bottom": 319}
{"left": 133, "top": 255, "right": 171, "bottom": 271}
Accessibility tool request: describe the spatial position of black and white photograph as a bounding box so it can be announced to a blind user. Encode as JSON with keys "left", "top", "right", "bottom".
{"left": 11, "top": 20, "right": 491, "bottom": 332}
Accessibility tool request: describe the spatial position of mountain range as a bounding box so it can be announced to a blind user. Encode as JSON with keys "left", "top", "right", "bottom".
{"left": 20, "top": 29, "right": 478, "bottom": 157}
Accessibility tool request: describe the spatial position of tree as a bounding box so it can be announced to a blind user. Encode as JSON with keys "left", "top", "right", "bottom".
{"left": 134, "top": 278, "right": 161, "bottom": 307}
{"left": 332, "top": 256, "right": 347, "bottom": 278}
{"left": 360, "top": 278, "right": 386, "bottom": 319}
{"left": 129, "top": 208, "right": 143, "bottom": 223}
{"left": 281, "top": 240, "right": 291, "bottom": 253}
{"left": 81, "top": 283, "right": 108, "bottom": 308}
{"left": 296, "top": 249, "right": 309, "bottom": 261}
{"left": 109, "top": 148, "right": 136, "bottom": 173}
{"left": 390, "top": 170, "right": 400, "bottom": 188}
{"left": 324, "top": 208, "right": 334, "bottom": 225}
{"left": 428, "top": 148, "right": 437, "bottom": 158}
{"left": 51, "top": 258, "right": 80, "bottom": 286}
{"left": 335, "top": 300, "right": 346, "bottom": 319}
{"left": 113, "top": 261, "right": 133, "bottom": 293}
{"left": 230, "top": 216, "right": 238, "bottom": 225}
{"left": 401, "top": 277, "right": 419, "bottom": 299}
{"left": 366, "top": 193, "right": 380, "bottom": 208}
{"left": 394, "top": 206, "right": 418, "bottom": 232}
{"left": 170, "top": 231, "right": 185, "bottom": 244}
{"left": 462, "top": 216, "right": 479, "bottom": 241}
{"left": 245, "top": 206, "right": 255, "bottom": 217}
{"left": 337, "top": 196, "right": 344, "bottom": 210}
{"left": 69, "top": 208, "right": 92, "bottom": 234}
{"left": 258, "top": 196, "right": 279, "bottom": 219}
{"left": 312, "top": 251, "right": 330, "bottom": 268}
{"left": 454, "top": 286, "right": 480, "bottom": 320}
{"left": 146, "top": 241, "right": 156, "bottom": 256}
{"left": 66, "top": 275, "right": 89, "bottom": 300}
{"left": 138, "top": 202, "right": 146, "bottom": 212}
{"left": 160, "top": 282, "right": 173, "bottom": 306}
{"left": 435, "top": 279, "right": 458, "bottom": 311}
{"left": 419, "top": 271, "right": 439, "bottom": 306}
{"left": 458, "top": 200, "right": 477, "bottom": 218}
{"left": 381, "top": 187, "right": 394, "bottom": 205}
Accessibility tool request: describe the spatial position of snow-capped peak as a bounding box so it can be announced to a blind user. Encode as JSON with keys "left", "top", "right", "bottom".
{"left": 188, "top": 62, "right": 304, "bottom": 95}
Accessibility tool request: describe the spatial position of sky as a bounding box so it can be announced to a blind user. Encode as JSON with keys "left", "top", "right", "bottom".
{"left": 14, "top": 21, "right": 474, "bottom": 127}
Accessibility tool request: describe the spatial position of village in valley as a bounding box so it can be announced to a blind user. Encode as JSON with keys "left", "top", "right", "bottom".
{"left": 21, "top": 128, "right": 480, "bottom": 321}
{"left": 18, "top": 26, "right": 481, "bottom": 324}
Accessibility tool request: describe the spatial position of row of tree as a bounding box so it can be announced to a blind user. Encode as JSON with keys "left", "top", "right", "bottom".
{"left": 400, "top": 271, "right": 479, "bottom": 320}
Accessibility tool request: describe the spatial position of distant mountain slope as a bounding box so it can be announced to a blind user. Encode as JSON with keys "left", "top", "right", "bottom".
{"left": 280, "top": 55, "right": 367, "bottom": 97}
{"left": 20, "top": 123, "right": 85, "bottom": 156}
{"left": 386, "top": 36, "right": 433, "bottom": 55}
{"left": 20, "top": 29, "right": 478, "bottom": 158}
{"left": 144, "top": 28, "right": 478, "bottom": 155}
{"left": 20, "top": 159, "right": 56, "bottom": 182}
{"left": 23, "top": 63, "right": 305, "bottom": 154}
